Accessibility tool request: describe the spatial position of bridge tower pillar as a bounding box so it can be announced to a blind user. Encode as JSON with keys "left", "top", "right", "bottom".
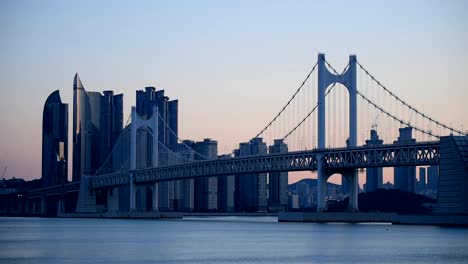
{"left": 317, "top": 53, "right": 358, "bottom": 212}
{"left": 129, "top": 106, "right": 159, "bottom": 212}
{"left": 316, "top": 154, "right": 328, "bottom": 212}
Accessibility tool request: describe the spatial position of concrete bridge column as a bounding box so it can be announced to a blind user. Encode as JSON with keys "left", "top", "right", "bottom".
{"left": 40, "top": 197, "right": 46, "bottom": 215}
{"left": 32, "top": 200, "right": 36, "bottom": 214}
{"left": 57, "top": 199, "right": 64, "bottom": 215}
{"left": 107, "top": 187, "right": 120, "bottom": 212}
{"left": 152, "top": 182, "right": 159, "bottom": 212}
{"left": 316, "top": 154, "right": 327, "bottom": 212}
{"left": 347, "top": 171, "right": 359, "bottom": 212}
{"left": 129, "top": 173, "right": 136, "bottom": 211}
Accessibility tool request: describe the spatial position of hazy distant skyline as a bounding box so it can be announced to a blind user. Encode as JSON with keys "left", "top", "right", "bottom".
{"left": 1, "top": 1, "right": 467, "bottom": 185}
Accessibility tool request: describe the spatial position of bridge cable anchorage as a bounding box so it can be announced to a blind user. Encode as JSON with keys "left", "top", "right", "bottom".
{"left": 356, "top": 61, "right": 467, "bottom": 136}
{"left": 324, "top": 60, "right": 440, "bottom": 139}
{"left": 282, "top": 64, "right": 349, "bottom": 142}
{"left": 156, "top": 111, "right": 210, "bottom": 160}
{"left": 93, "top": 113, "right": 133, "bottom": 176}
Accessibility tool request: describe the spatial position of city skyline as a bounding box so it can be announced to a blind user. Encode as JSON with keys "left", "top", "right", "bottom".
{"left": 1, "top": 1, "right": 467, "bottom": 185}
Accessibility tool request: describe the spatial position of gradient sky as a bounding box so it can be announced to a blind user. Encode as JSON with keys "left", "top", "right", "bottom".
{"left": 1, "top": 0, "right": 467, "bottom": 185}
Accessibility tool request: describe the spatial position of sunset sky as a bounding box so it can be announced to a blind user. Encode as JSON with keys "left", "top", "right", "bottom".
{"left": 1, "top": 1, "right": 467, "bottom": 185}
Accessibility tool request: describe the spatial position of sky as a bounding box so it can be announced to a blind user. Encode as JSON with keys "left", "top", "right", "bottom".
{"left": 0, "top": 0, "right": 467, "bottom": 185}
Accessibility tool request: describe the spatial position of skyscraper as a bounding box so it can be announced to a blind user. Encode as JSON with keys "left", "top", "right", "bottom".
{"left": 72, "top": 74, "right": 123, "bottom": 181}
{"left": 365, "top": 130, "right": 383, "bottom": 192}
{"left": 394, "top": 127, "right": 416, "bottom": 192}
{"left": 186, "top": 139, "right": 218, "bottom": 212}
{"left": 418, "top": 167, "right": 426, "bottom": 194}
{"left": 218, "top": 154, "right": 235, "bottom": 213}
{"left": 268, "top": 139, "right": 288, "bottom": 212}
{"left": 235, "top": 138, "right": 268, "bottom": 212}
{"left": 42, "top": 90, "right": 68, "bottom": 187}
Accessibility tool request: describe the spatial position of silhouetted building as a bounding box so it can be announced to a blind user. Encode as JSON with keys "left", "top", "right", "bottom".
{"left": 365, "top": 130, "right": 383, "bottom": 192}
{"left": 417, "top": 167, "right": 426, "bottom": 194}
{"left": 72, "top": 74, "right": 123, "bottom": 181}
{"left": 136, "top": 87, "right": 178, "bottom": 211}
{"left": 217, "top": 155, "right": 235, "bottom": 212}
{"left": 268, "top": 139, "right": 288, "bottom": 212}
{"left": 427, "top": 165, "right": 439, "bottom": 198}
{"left": 42, "top": 90, "right": 68, "bottom": 187}
{"left": 189, "top": 139, "right": 218, "bottom": 212}
{"left": 235, "top": 138, "right": 268, "bottom": 212}
{"left": 394, "top": 127, "right": 416, "bottom": 192}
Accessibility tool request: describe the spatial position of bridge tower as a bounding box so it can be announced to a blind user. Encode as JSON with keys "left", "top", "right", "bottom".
{"left": 128, "top": 106, "right": 159, "bottom": 212}
{"left": 316, "top": 54, "right": 358, "bottom": 212}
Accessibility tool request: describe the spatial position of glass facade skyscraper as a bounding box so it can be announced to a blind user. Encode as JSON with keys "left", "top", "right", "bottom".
{"left": 42, "top": 90, "right": 68, "bottom": 187}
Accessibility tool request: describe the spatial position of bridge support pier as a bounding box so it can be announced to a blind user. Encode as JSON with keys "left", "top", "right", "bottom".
{"left": 345, "top": 171, "right": 359, "bottom": 212}
{"left": 57, "top": 199, "right": 64, "bottom": 215}
{"left": 129, "top": 173, "right": 136, "bottom": 212}
{"left": 107, "top": 187, "right": 120, "bottom": 212}
{"left": 151, "top": 182, "right": 159, "bottom": 212}
{"left": 316, "top": 154, "right": 328, "bottom": 212}
{"left": 40, "top": 197, "right": 46, "bottom": 215}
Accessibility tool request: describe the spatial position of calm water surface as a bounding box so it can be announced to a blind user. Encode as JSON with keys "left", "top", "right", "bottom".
{"left": 0, "top": 217, "right": 467, "bottom": 264}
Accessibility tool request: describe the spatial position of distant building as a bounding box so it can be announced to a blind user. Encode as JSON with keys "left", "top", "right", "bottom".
{"left": 427, "top": 165, "right": 439, "bottom": 198}
{"left": 393, "top": 127, "right": 416, "bottom": 192}
{"left": 365, "top": 130, "right": 383, "bottom": 192}
{"left": 42, "top": 90, "right": 68, "bottom": 187}
{"left": 186, "top": 139, "right": 218, "bottom": 212}
{"left": 268, "top": 139, "right": 288, "bottom": 212}
{"left": 72, "top": 74, "right": 123, "bottom": 181}
{"left": 417, "top": 167, "right": 426, "bottom": 194}
{"left": 235, "top": 138, "right": 268, "bottom": 212}
{"left": 288, "top": 194, "right": 299, "bottom": 210}
{"left": 217, "top": 155, "right": 235, "bottom": 212}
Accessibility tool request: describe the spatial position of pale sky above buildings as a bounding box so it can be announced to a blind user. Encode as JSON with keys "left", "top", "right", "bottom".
{"left": 0, "top": 0, "right": 467, "bottom": 185}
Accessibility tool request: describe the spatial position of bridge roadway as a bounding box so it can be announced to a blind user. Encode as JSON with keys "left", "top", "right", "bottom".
{"left": 90, "top": 141, "right": 440, "bottom": 189}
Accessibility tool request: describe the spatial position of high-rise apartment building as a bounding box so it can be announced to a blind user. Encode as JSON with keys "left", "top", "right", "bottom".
{"left": 268, "top": 139, "right": 288, "bottom": 211}
{"left": 218, "top": 154, "right": 235, "bottom": 213}
{"left": 235, "top": 138, "right": 268, "bottom": 212}
{"left": 365, "top": 130, "right": 383, "bottom": 192}
{"left": 186, "top": 139, "right": 218, "bottom": 212}
{"left": 417, "top": 167, "right": 426, "bottom": 194}
{"left": 394, "top": 127, "right": 416, "bottom": 192}
{"left": 42, "top": 90, "right": 68, "bottom": 187}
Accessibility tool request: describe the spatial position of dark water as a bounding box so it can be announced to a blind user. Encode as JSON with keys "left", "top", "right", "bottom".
{"left": 0, "top": 217, "right": 467, "bottom": 264}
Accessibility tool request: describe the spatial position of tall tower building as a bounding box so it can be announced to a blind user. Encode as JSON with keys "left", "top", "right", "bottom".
{"left": 135, "top": 87, "right": 178, "bottom": 211}
{"left": 235, "top": 138, "right": 268, "bottom": 212}
{"left": 72, "top": 74, "right": 123, "bottom": 181}
{"left": 42, "top": 90, "right": 68, "bottom": 187}
{"left": 268, "top": 139, "right": 288, "bottom": 212}
{"left": 187, "top": 139, "right": 218, "bottom": 212}
{"left": 418, "top": 167, "right": 426, "bottom": 194}
{"left": 393, "top": 127, "right": 416, "bottom": 192}
{"left": 365, "top": 130, "right": 383, "bottom": 192}
{"left": 218, "top": 154, "right": 235, "bottom": 213}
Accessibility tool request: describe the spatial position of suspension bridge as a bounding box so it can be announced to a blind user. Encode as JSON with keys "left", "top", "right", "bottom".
{"left": 24, "top": 53, "right": 468, "bottom": 217}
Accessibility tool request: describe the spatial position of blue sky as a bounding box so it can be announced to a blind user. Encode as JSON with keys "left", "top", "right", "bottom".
{"left": 0, "top": 0, "right": 467, "bottom": 183}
